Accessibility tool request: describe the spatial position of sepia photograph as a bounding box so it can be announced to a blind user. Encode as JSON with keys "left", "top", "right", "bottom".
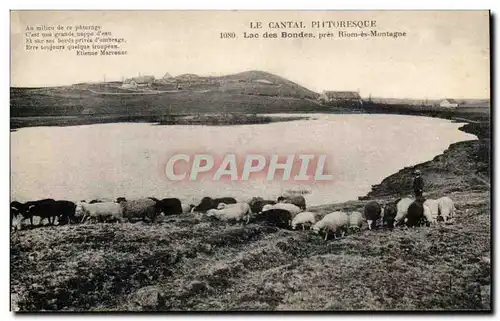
{"left": 9, "top": 10, "right": 491, "bottom": 312}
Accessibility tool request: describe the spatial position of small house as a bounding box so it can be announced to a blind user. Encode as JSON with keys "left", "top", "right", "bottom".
{"left": 439, "top": 99, "right": 459, "bottom": 108}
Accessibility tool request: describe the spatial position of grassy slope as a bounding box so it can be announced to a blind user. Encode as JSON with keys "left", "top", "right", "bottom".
{"left": 366, "top": 123, "right": 490, "bottom": 199}
{"left": 10, "top": 123, "right": 491, "bottom": 311}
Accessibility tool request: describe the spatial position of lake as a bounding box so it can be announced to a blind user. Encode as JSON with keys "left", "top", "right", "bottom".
{"left": 10, "top": 114, "right": 477, "bottom": 206}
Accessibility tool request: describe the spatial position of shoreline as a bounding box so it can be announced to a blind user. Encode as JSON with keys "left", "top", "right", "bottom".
{"left": 10, "top": 114, "right": 309, "bottom": 130}
{"left": 356, "top": 119, "right": 490, "bottom": 201}
{"left": 10, "top": 99, "right": 490, "bottom": 130}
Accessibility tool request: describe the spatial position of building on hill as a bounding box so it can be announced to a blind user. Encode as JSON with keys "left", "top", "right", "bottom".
{"left": 439, "top": 99, "right": 459, "bottom": 108}
{"left": 319, "top": 91, "right": 363, "bottom": 107}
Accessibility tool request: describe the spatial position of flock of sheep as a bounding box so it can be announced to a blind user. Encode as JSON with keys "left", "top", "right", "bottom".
{"left": 10, "top": 193, "right": 456, "bottom": 240}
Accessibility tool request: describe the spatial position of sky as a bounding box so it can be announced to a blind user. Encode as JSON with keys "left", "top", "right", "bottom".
{"left": 10, "top": 10, "right": 490, "bottom": 99}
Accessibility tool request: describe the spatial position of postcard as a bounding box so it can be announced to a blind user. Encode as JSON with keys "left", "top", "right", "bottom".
{"left": 10, "top": 10, "right": 491, "bottom": 312}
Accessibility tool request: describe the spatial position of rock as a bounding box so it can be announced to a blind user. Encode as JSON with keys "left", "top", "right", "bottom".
{"left": 131, "top": 286, "right": 164, "bottom": 310}
{"left": 188, "top": 280, "right": 209, "bottom": 294}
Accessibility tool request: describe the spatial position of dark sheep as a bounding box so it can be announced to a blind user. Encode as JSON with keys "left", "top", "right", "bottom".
{"left": 24, "top": 199, "right": 58, "bottom": 226}
{"left": 192, "top": 197, "right": 237, "bottom": 212}
{"left": 148, "top": 197, "right": 162, "bottom": 214}
{"left": 252, "top": 209, "right": 292, "bottom": 229}
{"left": 192, "top": 197, "right": 214, "bottom": 212}
{"left": 54, "top": 200, "right": 77, "bottom": 225}
{"left": 364, "top": 201, "right": 382, "bottom": 230}
{"left": 158, "top": 198, "right": 183, "bottom": 215}
{"left": 383, "top": 200, "right": 399, "bottom": 229}
{"left": 89, "top": 199, "right": 103, "bottom": 204}
{"left": 248, "top": 197, "right": 276, "bottom": 213}
{"left": 214, "top": 197, "right": 237, "bottom": 207}
{"left": 407, "top": 198, "right": 428, "bottom": 227}
{"left": 11, "top": 201, "right": 25, "bottom": 211}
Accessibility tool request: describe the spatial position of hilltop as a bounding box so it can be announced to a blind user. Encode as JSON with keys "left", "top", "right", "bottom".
{"left": 216, "top": 70, "right": 319, "bottom": 98}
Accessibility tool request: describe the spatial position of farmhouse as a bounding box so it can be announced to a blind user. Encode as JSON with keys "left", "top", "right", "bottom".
{"left": 439, "top": 99, "right": 459, "bottom": 108}
{"left": 319, "top": 91, "right": 363, "bottom": 107}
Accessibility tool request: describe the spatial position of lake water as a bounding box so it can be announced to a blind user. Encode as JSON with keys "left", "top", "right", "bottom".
{"left": 10, "top": 114, "right": 477, "bottom": 206}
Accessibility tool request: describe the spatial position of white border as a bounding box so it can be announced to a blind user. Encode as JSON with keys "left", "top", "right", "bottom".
{"left": 1, "top": 1, "right": 498, "bottom": 320}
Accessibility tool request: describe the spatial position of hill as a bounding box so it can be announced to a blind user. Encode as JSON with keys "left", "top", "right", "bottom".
{"left": 10, "top": 70, "right": 321, "bottom": 117}
{"left": 216, "top": 70, "right": 319, "bottom": 98}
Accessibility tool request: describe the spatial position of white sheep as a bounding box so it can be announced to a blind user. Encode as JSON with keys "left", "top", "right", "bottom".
{"left": 76, "top": 201, "right": 124, "bottom": 223}
{"left": 423, "top": 199, "right": 439, "bottom": 223}
{"left": 437, "top": 196, "right": 455, "bottom": 222}
{"left": 217, "top": 202, "right": 241, "bottom": 210}
{"left": 423, "top": 204, "right": 434, "bottom": 224}
{"left": 394, "top": 197, "right": 414, "bottom": 226}
{"left": 348, "top": 211, "right": 363, "bottom": 232}
{"left": 291, "top": 212, "right": 317, "bottom": 230}
{"left": 206, "top": 202, "right": 251, "bottom": 223}
{"left": 312, "top": 211, "right": 349, "bottom": 241}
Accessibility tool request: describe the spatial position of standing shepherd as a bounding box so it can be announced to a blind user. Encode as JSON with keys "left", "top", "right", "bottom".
{"left": 412, "top": 169, "right": 424, "bottom": 197}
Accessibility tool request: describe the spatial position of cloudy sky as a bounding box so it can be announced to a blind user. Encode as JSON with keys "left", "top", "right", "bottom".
{"left": 11, "top": 10, "right": 490, "bottom": 99}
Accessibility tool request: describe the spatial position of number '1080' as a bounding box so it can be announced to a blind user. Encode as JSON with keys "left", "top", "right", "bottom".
{"left": 220, "top": 32, "right": 236, "bottom": 39}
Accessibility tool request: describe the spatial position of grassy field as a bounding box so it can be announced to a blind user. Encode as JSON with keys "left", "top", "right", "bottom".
{"left": 10, "top": 121, "right": 491, "bottom": 312}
